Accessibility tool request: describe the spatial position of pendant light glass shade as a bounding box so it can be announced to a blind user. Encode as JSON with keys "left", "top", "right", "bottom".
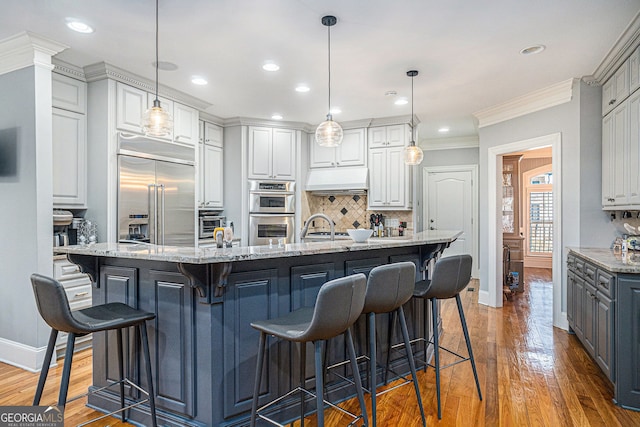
{"left": 143, "top": 0, "right": 173, "bottom": 137}
{"left": 315, "top": 15, "right": 343, "bottom": 147}
{"left": 404, "top": 69, "right": 424, "bottom": 165}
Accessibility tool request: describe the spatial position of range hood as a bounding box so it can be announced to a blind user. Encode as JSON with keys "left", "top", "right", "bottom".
{"left": 305, "top": 167, "right": 369, "bottom": 195}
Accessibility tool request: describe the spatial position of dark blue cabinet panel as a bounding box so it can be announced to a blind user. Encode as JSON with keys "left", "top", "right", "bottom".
{"left": 223, "top": 269, "right": 279, "bottom": 418}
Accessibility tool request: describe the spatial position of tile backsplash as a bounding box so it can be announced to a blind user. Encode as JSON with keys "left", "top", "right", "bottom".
{"left": 303, "top": 193, "right": 413, "bottom": 235}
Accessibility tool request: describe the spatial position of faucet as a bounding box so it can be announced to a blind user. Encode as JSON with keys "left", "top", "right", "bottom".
{"left": 300, "top": 213, "right": 334, "bottom": 242}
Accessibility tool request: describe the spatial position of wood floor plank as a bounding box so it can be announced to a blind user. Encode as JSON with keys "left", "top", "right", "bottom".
{"left": 2, "top": 267, "right": 640, "bottom": 426}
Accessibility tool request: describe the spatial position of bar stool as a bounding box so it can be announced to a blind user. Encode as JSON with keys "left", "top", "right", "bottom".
{"left": 411, "top": 255, "right": 482, "bottom": 419}
{"left": 250, "top": 274, "right": 369, "bottom": 427}
{"left": 362, "top": 262, "right": 426, "bottom": 427}
{"left": 31, "top": 273, "right": 158, "bottom": 427}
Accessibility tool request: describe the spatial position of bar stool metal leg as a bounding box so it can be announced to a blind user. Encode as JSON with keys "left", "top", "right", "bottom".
{"left": 140, "top": 323, "right": 158, "bottom": 427}
{"left": 314, "top": 340, "right": 325, "bottom": 427}
{"left": 431, "top": 298, "right": 442, "bottom": 419}
{"left": 250, "top": 332, "right": 266, "bottom": 427}
{"left": 33, "top": 329, "right": 58, "bottom": 405}
{"left": 456, "top": 294, "right": 482, "bottom": 401}
{"left": 398, "top": 306, "right": 426, "bottom": 426}
{"left": 117, "top": 329, "right": 125, "bottom": 422}
{"left": 300, "top": 342, "right": 306, "bottom": 427}
{"left": 345, "top": 328, "right": 369, "bottom": 427}
{"left": 368, "top": 312, "right": 377, "bottom": 426}
{"left": 58, "top": 332, "right": 76, "bottom": 407}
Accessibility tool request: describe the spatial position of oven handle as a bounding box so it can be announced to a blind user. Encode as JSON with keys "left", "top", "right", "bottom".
{"left": 249, "top": 191, "right": 295, "bottom": 196}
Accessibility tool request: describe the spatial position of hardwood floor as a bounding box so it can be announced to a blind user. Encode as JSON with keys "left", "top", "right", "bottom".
{"left": 1, "top": 267, "right": 639, "bottom": 426}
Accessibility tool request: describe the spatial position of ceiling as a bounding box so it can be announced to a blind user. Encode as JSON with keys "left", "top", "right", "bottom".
{"left": 2, "top": 0, "right": 639, "bottom": 140}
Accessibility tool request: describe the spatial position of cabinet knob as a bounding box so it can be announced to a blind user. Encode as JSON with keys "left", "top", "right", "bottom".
{"left": 331, "top": 162, "right": 335, "bottom": 166}
{"left": 608, "top": 99, "right": 616, "bottom": 105}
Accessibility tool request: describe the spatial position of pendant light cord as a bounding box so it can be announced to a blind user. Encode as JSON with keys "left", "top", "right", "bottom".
{"left": 155, "top": 0, "right": 159, "bottom": 101}
{"left": 327, "top": 22, "right": 331, "bottom": 117}
{"left": 411, "top": 73, "right": 414, "bottom": 146}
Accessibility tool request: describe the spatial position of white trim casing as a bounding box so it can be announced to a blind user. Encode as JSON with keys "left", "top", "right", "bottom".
{"left": 0, "top": 31, "right": 67, "bottom": 76}
{"left": 0, "top": 337, "right": 56, "bottom": 373}
{"left": 485, "top": 133, "right": 566, "bottom": 330}
{"left": 474, "top": 79, "right": 576, "bottom": 128}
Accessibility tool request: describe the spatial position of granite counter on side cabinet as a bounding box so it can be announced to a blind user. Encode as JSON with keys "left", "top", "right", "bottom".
{"left": 55, "top": 230, "right": 461, "bottom": 427}
{"left": 566, "top": 247, "right": 640, "bottom": 411}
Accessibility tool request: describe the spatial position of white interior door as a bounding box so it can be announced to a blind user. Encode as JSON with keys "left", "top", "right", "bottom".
{"left": 425, "top": 166, "right": 478, "bottom": 277}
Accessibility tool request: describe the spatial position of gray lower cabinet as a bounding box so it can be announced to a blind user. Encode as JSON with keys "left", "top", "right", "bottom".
{"left": 567, "top": 251, "right": 640, "bottom": 410}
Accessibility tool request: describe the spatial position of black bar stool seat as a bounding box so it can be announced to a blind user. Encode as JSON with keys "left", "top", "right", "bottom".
{"left": 250, "top": 274, "right": 369, "bottom": 427}
{"left": 31, "top": 273, "right": 158, "bottom": 427}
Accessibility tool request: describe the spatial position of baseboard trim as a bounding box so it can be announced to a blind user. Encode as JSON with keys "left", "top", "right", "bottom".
{"left": 478, "top": 289, "right": 491, "bottom": 306}
{"left": 0, "top": 337, "right": 51, "bottom": 372}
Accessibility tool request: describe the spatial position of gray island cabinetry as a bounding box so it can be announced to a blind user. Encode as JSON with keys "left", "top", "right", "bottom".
{"left": 57, "top": 230, "right": 460, "bottom": 426}
{"left": 567, "top": 248, "right": 640, "bottom": 411}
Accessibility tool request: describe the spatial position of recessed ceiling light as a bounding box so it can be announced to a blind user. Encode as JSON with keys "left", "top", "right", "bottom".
{"left": 330, "top": 108, "right": 341, "bottom": 115}
{"left": 438, "top": 127, "right": 450, "bottom": 133}
{"left": 271, "top": 114, "right": 283, "bottom": 120}
{"left": 191, "top": 76, "right": 208, "bottom": 85}
{"left": 65, "top": 18, "right": 94, "bottom": 34}
{"left": 262, "top": 62, "right": 280, "bottom": 71}
{"left": 295, "top": 85, "right": 310, "bottom": 93}
{"left": 152, "top": 61, "right": 179, "bottom": 71}
{"left": 520, "top": 44, "right": 546, "bottom": 55}
{"left": 394, "top": 98, "right": 408, "bottom": 106}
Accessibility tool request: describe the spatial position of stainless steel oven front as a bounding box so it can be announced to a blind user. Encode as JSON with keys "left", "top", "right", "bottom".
{"left": 249, "top": 214, "right": 295, "bottom": 246}
{"left": 248, "top": 180, "right": 295, "bottom": 214}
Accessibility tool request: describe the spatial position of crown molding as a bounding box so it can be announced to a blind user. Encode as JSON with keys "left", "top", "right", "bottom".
{"left": 421, "top": 135, "right": 479, "bottom": 151}
{"left": 198, "top": 111, "right": 225, "bottom": 127}
{"left": 83, "top": 61, "right": 212, "bottom": 111}
{"left": 591, "top": 10, "right": 640, "bottom": 84}
{"left": 223, "top": 116, "right": 309, "bottom": 130}
{"left": 369, "top": 114, "right": 418, "bottom": 127}
{"left": 52, "top": 58, "right": 86, "bottom": 81}
{"left": 0, "top": 31, "right": 68, "bottom": 76}
{"left": 473, "top": 78, "right": 576, "bottom": 128}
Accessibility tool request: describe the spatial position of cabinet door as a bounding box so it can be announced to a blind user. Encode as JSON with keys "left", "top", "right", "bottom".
{"left": 203, "top": 145, "right": 224, "bottom": 208}
{"left": 204, "top": 122, "right": 223, "bottom": 147}
{"left": 567, "top": 271, "right": 576, "bottom": 327}
{"left": 368, "top": 127, "right": 387, "bottom": 148}
{"left": 272, "top": 128, "right": 296, "bottom": 180}
{"left": 53, "top": 108, "right": 86, "bottom": 206}
{"left": 52, "top": 73, "right": 86, "bottom": 114}
{"left": 116, "top": 83, "right": 146, "bottom": 134}
{"left": 595, "top": 292, "right": 614, "bottom": 381}
{"left": 337, "top": 128, "right": 366, "bottom": 166}
{"left": 630, "top": 47, "right": 640, "bottom": 93}
{"left": 173, "top": 102, "right": 199, "bottom": 146}
{"left": 628, "top": 91, "right": 640, "bottom": 204}
{"left": 385, "top": 124, "right": 406, "bottom": 147}
{"left": 223, "top": 269, "right": 279, "bottom": 418}
{"left": 368, "top": 148, "right": 387, "bottom": 207}
{"left": 603, "top": 62, "right": 629, "bottom": 115}
{"left": 574, "top": 275, "right": 585, "bottom": 340}
{"left": 248, "top": 126, "right": 273, "bottom": 179}
{"left": 146, "top": 93, "right": 174, "bottom": 141}
{"left": 198, "top": 141, "right": 205, "bottom": 206}
{"left": 309, "top": 136, "right": 336, "bottom": 168}
{"left": 611, "top": 102, "right": 629, "bottom": 205}
{"left": 602, "top": 113, "right": 615, "bottom": 205}
{"left": 583, "top": 282, "right": 597, "bottom": 357}
{"left": 386, "top": 147, "right": 405, "bottom": 206}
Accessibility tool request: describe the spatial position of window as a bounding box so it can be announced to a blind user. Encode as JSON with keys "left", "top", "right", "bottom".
{"left": 528, "top": 190, "right": 553, "bottom": 253}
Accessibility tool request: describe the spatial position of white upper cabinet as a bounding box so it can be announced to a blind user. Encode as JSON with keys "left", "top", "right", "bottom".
{"left": 602, "top": 61, "right": 630, "bottom": 116}
{"left": 199, "top": 121, "right": 224, "bottom": 208}
{"left": 309, "top": 128, "right": 366, "bottom": 168}
{"left": 248, "top": 126, "right": 296, "bottom": 180}
{"left": 52, "top": 73, "right": 87, "bottom": 207}
{"left": 52, "top": 73, "right": 86, "bottom": 113}
{"left": 204, "top": 122, "right": 223, "bottom": 147}
{"left": 630, "top": 46, "right": 640, "bottom": 94}
{"left": 173, "top": 102, "right": 199, "bottom": 146}
{"left": 116, "top": 82, "right": 146, "bottom": 134}
{"left": 368, "top": 124, "right": 405, "bottom": 148}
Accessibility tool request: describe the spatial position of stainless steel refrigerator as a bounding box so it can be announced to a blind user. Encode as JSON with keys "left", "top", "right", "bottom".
{"left": 117, "top": 135, "right": 195, "bottom": 246}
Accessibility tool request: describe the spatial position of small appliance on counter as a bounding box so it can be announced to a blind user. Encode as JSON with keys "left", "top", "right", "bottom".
{"left": 199, "top": 213, "right": 226, "bottom": 239}
{"left": 53, "top": 210, "right": 73, "bottom": 247}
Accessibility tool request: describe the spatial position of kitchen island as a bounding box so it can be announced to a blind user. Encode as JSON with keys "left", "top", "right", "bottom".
{"left": 56, "top": 230, "right": 461, "bottom": 426}
{"left": 567, "top": 248, "right": 640, "bottom": 411}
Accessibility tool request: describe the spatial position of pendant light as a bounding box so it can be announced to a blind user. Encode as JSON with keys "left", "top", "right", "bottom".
{"left": 404, "top": 70, "right": 424, "bottom": 165}
{"left": 315, "top": 15, "right": 343, "bottom": 147}
{"left": 142, "top": 0, "right": 173, "bottom": 137}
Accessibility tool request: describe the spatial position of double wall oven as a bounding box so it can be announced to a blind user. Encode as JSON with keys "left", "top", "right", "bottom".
{"left": 248, "top": 180, "right": 295, "bottom": 246}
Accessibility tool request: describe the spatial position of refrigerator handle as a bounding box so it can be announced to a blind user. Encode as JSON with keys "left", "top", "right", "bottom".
{"left": 159, "top": 184, "right": 166, "bottom": 246}
{"left": 148, "top": 184, "right": 158, "bottom": 245}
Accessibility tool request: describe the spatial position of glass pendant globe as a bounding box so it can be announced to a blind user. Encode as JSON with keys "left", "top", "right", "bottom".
{"left": 315, "top": 118, "right": 344, "bottom": 147}
{"left": 142, "top": 101, "right": 173, "bottom": 137}
{"left": 404, "top": 144, "right": 424, "bottom": 165}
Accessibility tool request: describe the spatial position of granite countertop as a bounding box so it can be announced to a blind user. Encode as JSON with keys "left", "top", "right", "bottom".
{"left": 567, "top": 247, "right": 640, "bottom": 273}
{"left": 54, "top": 230, "right": 462, "bottom": 265}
